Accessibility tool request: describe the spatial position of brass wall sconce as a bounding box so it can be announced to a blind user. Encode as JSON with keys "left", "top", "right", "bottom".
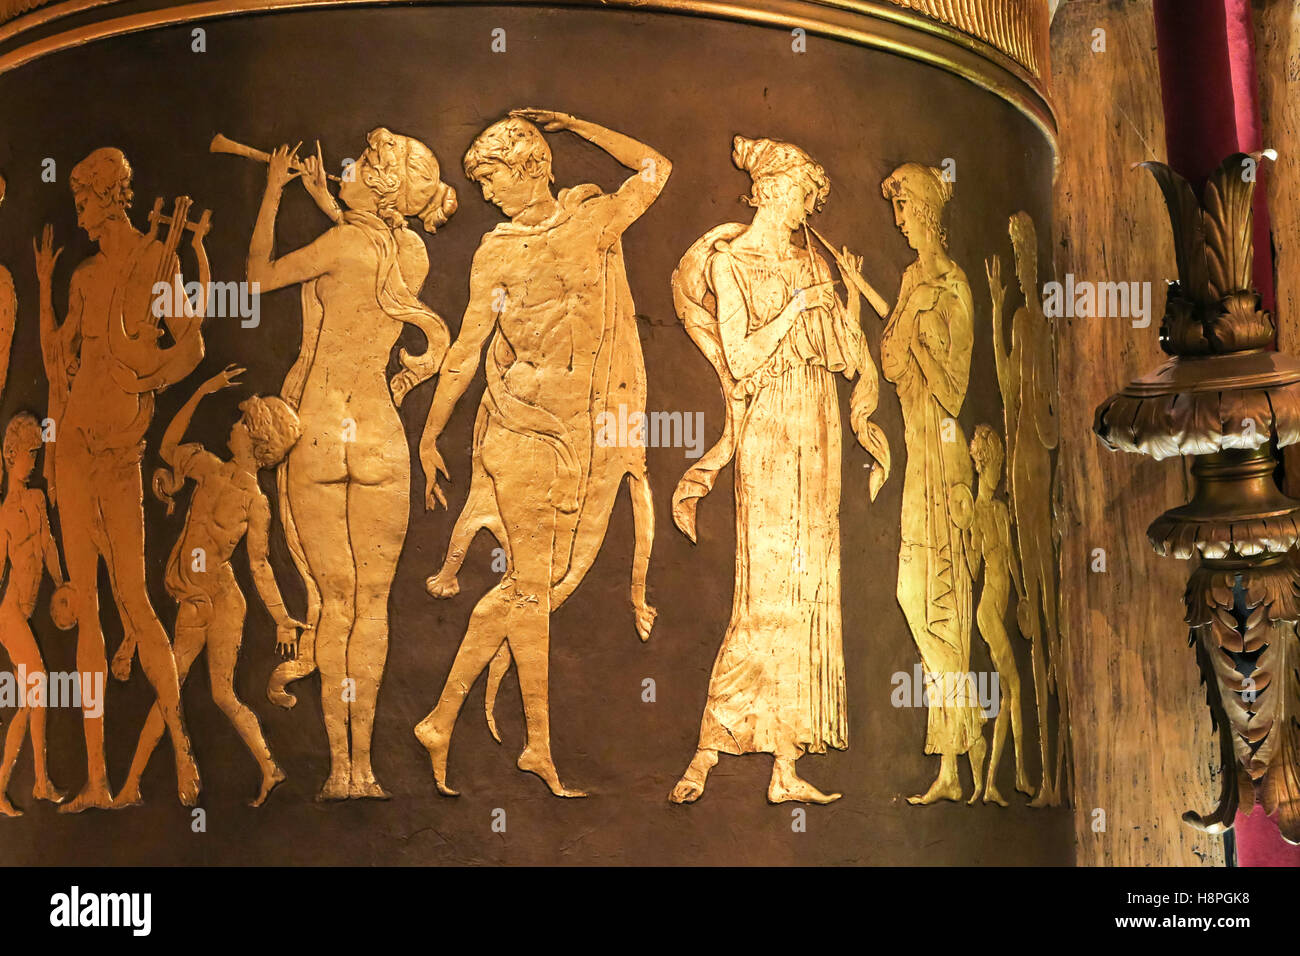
{"left": 1095, "top": 153, "right": 1300, "bottom": 843}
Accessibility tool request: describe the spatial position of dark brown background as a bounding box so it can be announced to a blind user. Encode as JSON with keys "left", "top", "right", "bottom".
{"left": 0, "top": 4, "right": 1068, "bottom": 864}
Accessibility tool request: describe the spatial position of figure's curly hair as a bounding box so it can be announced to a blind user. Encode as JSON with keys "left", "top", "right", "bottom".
{"left": 970, "top": 422, "right": 1004, "bottom": 482}
{"left": 3, "top": 412, "right": 41, "bottom": 468}
{"left": 70, "top": 148, "right": 133, "bottom": 212}
{"left": 152, "top": 397, "right": 302, "bottom": 514}
{"left": 239, "top": 395, "right": 301, "bottom": 469}
{"left": 463, "top": 118, "right": 555, "bottom": 185}
{"left": 358, "top": 127, "right": 458, "bottom": 233}
{"left": 2, "top": 411, "right": 42, "bottom": 493}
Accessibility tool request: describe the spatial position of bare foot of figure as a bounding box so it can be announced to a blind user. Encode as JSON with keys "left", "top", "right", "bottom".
{"left": 33, "top": 780, "right": 65, "bottom": 805}
{"left": 634, "top": 602, "right": 658, "bottom": 642}
{"left": 0, "top": 798, "right": 21, "bottom": 817}
{"left": 109, "top": 786, "right": 142, "bottom": 810}
{"left": 908, "top": 765, "right": 962, "bottom": 806}
{"left": 316, "top": 772, "right": 350, "bottom": 802}
{"left": 348, "top": 769, "right": 391, "bottom": 800}
{"left": 250, "top": 766, "right": 286, "bottom": 807}
{"left": 517, "top": 747, "right": 587, "bottom": 798}
{"left": 1028, "top": 779, "right": 1059, "bottom": 808}
{"left": 176, "top": 754, "right": 201, "bottom": 807}
{"left": 414, "top": 717, "right": 459, "bottom": 796}
{"left": 426, "top": 567, "right": 460, "bottom": 599}
{"left": 768, "top": 758, "right": 841, "bottom": 805}
{"left": 983, "top": 784, "right": 1010, "bottom": 807}
{"left": 1016, "top": 769, "right": 1035, "bottom": 797}
{"left": 669, "top": 748, "right": 718, "bottom": 804}
{"left": 60, "top": 783, "right": 115, "bottom": 813}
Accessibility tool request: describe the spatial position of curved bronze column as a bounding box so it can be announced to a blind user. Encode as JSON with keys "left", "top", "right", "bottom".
{"left": 0, "top": 0, "right": 1067, "bottom": 864}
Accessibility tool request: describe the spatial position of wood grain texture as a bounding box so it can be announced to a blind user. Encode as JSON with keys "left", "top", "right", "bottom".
{"left": 1052, "top": 0, "right": 1226, "bottom": 867}
{"left": 1254, "top": 0, "right": 1300, "bottom": 497}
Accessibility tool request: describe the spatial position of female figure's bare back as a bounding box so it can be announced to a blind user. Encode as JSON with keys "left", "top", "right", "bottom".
{"left": 247, "top": 132, "right": 456, "bottom": 800}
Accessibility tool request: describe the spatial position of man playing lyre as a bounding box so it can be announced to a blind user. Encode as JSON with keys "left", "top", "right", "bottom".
{"left": 34, "top": 148, "right": 207, "bottom": 811}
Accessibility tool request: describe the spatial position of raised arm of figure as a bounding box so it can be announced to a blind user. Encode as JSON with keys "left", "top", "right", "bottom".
{"left": 34, "top": 226, "right": 79, "bottom": 400}
{"left": 159, "top": 364, "right": 242, "bottom": 466}
{"left": 511, "top": 109, "right": 671, "bottom": 235}
{"left": 299, "top": 145, "right": 344, "bottom": 225}
{"left": 248, "top": 145, "right": 342, "bottom": 293}
{"left": 986, "top": 255, "right": 1015, "bottom": 405}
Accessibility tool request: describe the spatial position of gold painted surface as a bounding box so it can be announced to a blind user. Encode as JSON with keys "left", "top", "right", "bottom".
{"left": 667, "top": 136, "right": 888, "bottom": 805}
{"left": 0, "top": 412, "right": 67, "bottom": 814}
{"left": 117, "top": 366, "right": 301, "bottom": 808}
{"left": 0, "top": 0, "right": 1050, "bottom": 85}
{"left": 412, "top": 110, "right": 669, "bottom": 798}
{"left": 0, "top": 0, "right": 53, "bottom": 24}
{"left": 965, "top": 423, "right": 1031, "bottom": 804}
{"left": 229, "top": 129, "right": 456, "bottom": 801}
{"left": 0, "top": 174, "right": 13, "bottom": 399}
{"left": 35, "top": 149, "right": 208, "bottom": 811}
{"left": 986, "top": 211, "right": 1067, "bottom": 806}
{"left": 0, "top": 0, "right": 1066, "bottom": 864}
{"left": 877, "top": 163, "right": 987, "bottom": 804}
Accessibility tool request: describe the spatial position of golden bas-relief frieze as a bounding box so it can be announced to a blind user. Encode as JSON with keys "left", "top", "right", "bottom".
{"left": 0, "top": 14, "right": 1064, "bottom": 829}
{"left": 0, "top": 133, "right": 1070, "bottom": 814}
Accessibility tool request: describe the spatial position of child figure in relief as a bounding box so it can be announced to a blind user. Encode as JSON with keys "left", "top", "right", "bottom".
{"left": 114, "top": 365, "right": 302, "bottom": 808}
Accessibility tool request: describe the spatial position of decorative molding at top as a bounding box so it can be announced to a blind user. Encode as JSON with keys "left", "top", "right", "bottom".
{"left": 0, "top": 0, "right": 1055, "bottom": 150}
{"left": 884, "top": 0, "right": 1050, "bottom": 79}
{"left": 0, "top": 0, "right": 51, "bottom": 23}
{"left": 5, "top": 0, "right": 1054, "bottom": 81}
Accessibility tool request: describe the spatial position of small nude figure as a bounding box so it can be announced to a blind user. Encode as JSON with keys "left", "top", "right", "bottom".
{"left": 0, "top": 413, "right": 67, "bottom": 815}
{"left": 113, "top": 365, "right": 302, "bottom": 808}
{"left": 986, "top": 211, "right": 1061, "bottom": 805}
{"left": 965, "top": 424, "right": 1032, "bottom": 806}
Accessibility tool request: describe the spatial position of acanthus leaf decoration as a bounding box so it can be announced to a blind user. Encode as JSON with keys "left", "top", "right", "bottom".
{"left": 1095, "top": 151, "right": 1300, "bottom": 843}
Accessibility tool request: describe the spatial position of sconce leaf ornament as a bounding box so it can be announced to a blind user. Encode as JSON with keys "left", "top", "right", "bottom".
{"left": 1095, "top": 152, "right": 1300, "bottom": 843}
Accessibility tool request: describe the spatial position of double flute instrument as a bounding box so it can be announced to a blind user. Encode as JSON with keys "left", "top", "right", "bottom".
{"left": 209, "top": 133, "right": 343, "bottom": 182}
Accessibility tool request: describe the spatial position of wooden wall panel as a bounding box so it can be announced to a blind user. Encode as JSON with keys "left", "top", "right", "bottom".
{"left": 1052, "top": 0, "right": 1226, "bottom": 867}
{"left": 1255, "top": 0, "right": 1300, "bottom": 494}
